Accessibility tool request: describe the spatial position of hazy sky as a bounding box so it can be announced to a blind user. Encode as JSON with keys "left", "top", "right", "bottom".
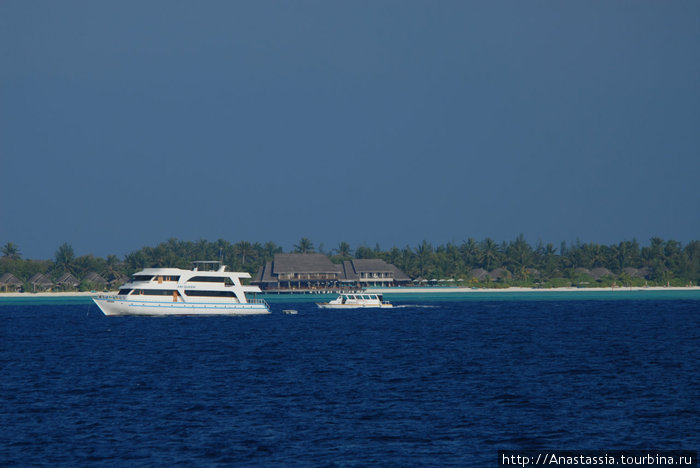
{"left": 1, "top": 1, "right": 699, "bottom": 259}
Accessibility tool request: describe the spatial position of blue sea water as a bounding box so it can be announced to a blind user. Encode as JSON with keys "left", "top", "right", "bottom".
{"left": 1, "top": 297, "right": 698, "bottom": 466}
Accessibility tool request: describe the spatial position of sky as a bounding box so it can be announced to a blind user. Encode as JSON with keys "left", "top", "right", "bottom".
{"left": 1, "top": 1, "right": 699, "bottom": 260}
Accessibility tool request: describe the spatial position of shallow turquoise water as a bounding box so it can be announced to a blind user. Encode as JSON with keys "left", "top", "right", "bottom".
{"left": 1, "top": 289, "right": 698, "bottom": 306}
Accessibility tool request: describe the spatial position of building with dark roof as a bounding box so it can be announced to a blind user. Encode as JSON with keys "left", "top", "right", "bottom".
{"left": 0, "top": 273, "right": 23, "bottom": 292}
{"left": 253, "top": 254, "right": 410, "bottom": 291}
{"left": 28, "top": 273, "right": 53, "bottom": 292}
{"left": 84, "top": 272, "right": 108, "bottom": 288}
{"left": 339, "top": 259, "right": 410, "bottom": 288}
{"left": 56, "top": 272, "right": 80, "bottom": 290}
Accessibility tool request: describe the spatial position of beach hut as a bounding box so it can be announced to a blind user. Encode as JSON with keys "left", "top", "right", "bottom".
{"left": 488, "top": 268, "right": 511, "bottom": 282}
{"left": 28, "top": 273, "right": 53, "bottom": 292}
{"left": 107, "top": 273, "right": 129, "bottom": 289}
{"left": 525, "top": 268, "right": 541, "bottom": 279}
{"left": 84, "top": 272, "right": 107, "bottom": 288}
{"left": 0, "top": 273, "right": 23, "bottom": 292}
{"left": 56, "top": 272, "right": 80, "bottom": 290}
{"left": 469, "top": 268, "right": 489, "bottom": 282}
{"left": 590, "top": 268, "right": 613, "bottom": 280}
{"left": 623, "top": 267, "right": 651, "bottom": 279}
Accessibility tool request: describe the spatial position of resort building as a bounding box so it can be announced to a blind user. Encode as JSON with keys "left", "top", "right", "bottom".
{"left": 0, "top": 273, "right": 23, "bottom": 292}
{"left": 28, "top": 273, "right": 53, "bottom": 292}
{"left": 84, "top": 272, "right": 108, "bottom": 289}
{"left": 56, "top": 272, "right": 80, "bottom": 291}
{"left": 253, "top": 253, "right": 410, "bottom": 291}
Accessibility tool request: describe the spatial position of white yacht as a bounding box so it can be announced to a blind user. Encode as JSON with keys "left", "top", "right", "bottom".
{"left": 93, "top": 261, "right": 270, "bottom": 316}
{"left": 316, "top": 292, "right": 393, "bottom": 309}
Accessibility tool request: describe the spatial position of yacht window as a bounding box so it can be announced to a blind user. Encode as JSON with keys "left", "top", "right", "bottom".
{"left": 132, "top": 275, "right": 154, "bottom": 282}
{"left": 131, "top": 289, "right": 177, "bottom": 296}
{"left": 118, "top": 289, "right": 132, "bottom": 295}
{"left": 369, "top": 295, "right": 377, "bottom": 299}
{"left": 188, "top": 276, "right": 226, "bottom": 283}
{"left": 184, "top": 290, "right": 237, "bottom": 298}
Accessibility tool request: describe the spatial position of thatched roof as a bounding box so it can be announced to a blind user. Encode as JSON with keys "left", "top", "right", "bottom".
{"left": 469, "top": 268, "right": 489, "bottom": 281}
{"left": 590, "top": 267, "right": 613, "bottom": 280}
{"left": 488, "top": 268, "right": 511, "bottom": 280}
{"left": 272, "top": 254, "right": 340, "bottom": 274}
{"left": 340, "top": 261, "right": 360, "bottom": 281}
{"left": 84, "top": 272, "right": 107, "bottom": 285}
{"left": 340, "top": 259, "right": 410, "bottom": 282}
{"left": 623, "top": 267, "right": 651, "bottom": 279}
{"left": 253, "top": 262, "right": 277, "bottom": 284}
{"left": 56, "top": 272, "right": 79, "bottom": 286}
{"left": 29, "top": 273, "right": 53, "bottom": 287}
{"left": 0, "top": 273, "right": 23, "bottom": 287}
{"left": 107, "top": 273, "right": 129, "bottom": 287}
{"left": 253, "top": 254, "right": 410, "bottom": 285}
{"left": 526, "top": 268, "right": 541, "bottom": 278}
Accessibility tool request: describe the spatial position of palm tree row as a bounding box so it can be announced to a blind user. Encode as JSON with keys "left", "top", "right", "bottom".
{"left": 1, "top": 236, "right": 699, "bottom": 287}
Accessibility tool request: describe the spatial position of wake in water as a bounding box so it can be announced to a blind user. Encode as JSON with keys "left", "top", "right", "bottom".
{"left": 393, "top": 304, "right": 440, "bottom": 309}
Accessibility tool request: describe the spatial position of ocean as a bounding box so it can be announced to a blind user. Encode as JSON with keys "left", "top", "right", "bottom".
{"left": 1, "top": 295, "right": 698, "bottom": 466}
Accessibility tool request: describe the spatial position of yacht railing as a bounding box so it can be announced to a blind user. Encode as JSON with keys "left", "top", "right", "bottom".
{"left": 96, "top": 294, "right": 270, "bottom": 310}
{"left": 247, "top": 297, "right": 270, "bottom": 309}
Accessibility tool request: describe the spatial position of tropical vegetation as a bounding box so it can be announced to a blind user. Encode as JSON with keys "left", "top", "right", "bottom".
{"left": 1, "top": 236, "right": 698, "bottom": 292}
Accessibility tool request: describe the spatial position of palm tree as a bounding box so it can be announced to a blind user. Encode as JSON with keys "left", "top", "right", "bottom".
{"left": 234, "top": 241, "right": 254, "bottom": 265}
{"left": 460, "top": 238, "right": 480, "bottom": 268}
{"left": 480, "top": 238, "right": 500, "bottom": 271}
{"left": 416, "top": 240, "right": 433, "bottom": 277}
{"left": 294, "top": 237, "right": 315, "bottom": 254}
{"left": 506, "top": 234, "right": 533, "bottom": 280}
{"left": 54, "top": 243, "right": 75, "bottom": 273}
{"left": 1, "top": 242, "right": 21, "bottom": 260}
{"left": 262, "top": 242, "right": 282, "bottom": 261}
{"left": 333, "top": 241, "right": 352, "bottom": 259}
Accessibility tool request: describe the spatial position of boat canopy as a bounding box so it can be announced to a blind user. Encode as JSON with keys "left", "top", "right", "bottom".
{"left": 192, "top": 261, "right": 225, "bottom": 272}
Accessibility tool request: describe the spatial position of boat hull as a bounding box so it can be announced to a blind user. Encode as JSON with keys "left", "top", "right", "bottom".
{"left": 316, "top": 303, "right": 393, "bottom": 309}
{"left": 93, "top": 297, "right": 270, "bottom": 316}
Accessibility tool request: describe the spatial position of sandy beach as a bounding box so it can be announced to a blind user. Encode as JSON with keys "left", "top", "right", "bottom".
{"left": 0, "top": 291, "right": 106, "bottom": 298}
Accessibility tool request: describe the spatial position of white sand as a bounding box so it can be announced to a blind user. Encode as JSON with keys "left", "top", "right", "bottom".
{"left": 0, "top": 291, "right": 111, "bottom": 297}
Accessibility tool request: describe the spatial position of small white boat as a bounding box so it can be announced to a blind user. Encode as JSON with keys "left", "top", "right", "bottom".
{"left": 316, "top": 292, "right": 393, "bottom": 309}
{"left": 93, "top": 261, "right": 270, "bottom": 316}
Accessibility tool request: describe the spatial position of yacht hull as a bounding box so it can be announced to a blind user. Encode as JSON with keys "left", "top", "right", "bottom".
{"left": 93, "top": 297, "right": 270, "bottom": 316}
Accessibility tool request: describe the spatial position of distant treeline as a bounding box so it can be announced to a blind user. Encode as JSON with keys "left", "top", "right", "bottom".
{"left": 1, "top": 236, "right": 699, "bottom": 290}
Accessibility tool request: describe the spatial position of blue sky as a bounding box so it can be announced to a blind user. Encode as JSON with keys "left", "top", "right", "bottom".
{"left": 1, "top": 1, "right": 699, "bottom": 259}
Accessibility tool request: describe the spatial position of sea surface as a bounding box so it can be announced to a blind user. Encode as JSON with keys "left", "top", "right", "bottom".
{"left": 1, "top": 296, "right": 698, "bottom": 466}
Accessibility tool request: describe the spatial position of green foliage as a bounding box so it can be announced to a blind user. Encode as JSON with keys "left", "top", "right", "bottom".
{"left": 2, "top": 242, "right": 21, "bottom": 260}
{"left": 1, "top": 236, "right": 699, "bottom": 290}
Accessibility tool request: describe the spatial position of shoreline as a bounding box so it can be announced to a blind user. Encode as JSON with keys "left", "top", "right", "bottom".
{"left": 1, "top": 286, "right": 699, "bottom": 298}
{"left": 367, "top": 286, "right": 700, "bottom": 294}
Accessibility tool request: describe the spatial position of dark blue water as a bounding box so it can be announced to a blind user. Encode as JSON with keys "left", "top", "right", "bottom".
{"left": 1, "top": 299, "right": 698, "bottom": 466}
